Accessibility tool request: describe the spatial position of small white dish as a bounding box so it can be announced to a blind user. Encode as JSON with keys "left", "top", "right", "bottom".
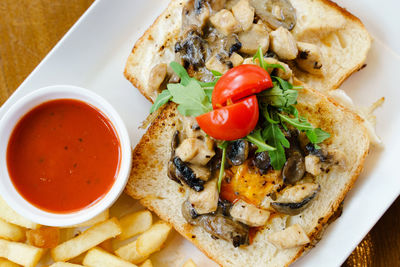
{"left": 0, "top": 85, "right": 132, "bottom": 227}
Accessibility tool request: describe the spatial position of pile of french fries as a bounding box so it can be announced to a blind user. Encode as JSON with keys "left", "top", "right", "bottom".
{"left": 0, "top": 196, "right": 198, "bottom": 267}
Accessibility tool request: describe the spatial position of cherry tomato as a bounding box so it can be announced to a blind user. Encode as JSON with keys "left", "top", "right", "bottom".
{"left": 212, "top": 64, "right": 273, "bottom": 109}
{"left": 196, "top": 95, "right": 259, "bottom": 141}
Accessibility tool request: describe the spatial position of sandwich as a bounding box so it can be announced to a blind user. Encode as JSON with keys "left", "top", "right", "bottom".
{"left": 123, "top": 0, "right": 371, "bottom": 266}
{"left": 124, "top": 0, "right": 371, "bottom": 102}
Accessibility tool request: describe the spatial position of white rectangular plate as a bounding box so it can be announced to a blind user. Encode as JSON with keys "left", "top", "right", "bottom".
{"left": 1, "top": 0, "right": 399, "bottom": 266}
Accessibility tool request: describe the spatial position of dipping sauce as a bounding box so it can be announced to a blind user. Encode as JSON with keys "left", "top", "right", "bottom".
{"left": 6, "top": 99, "right": 120, "bottom": 213}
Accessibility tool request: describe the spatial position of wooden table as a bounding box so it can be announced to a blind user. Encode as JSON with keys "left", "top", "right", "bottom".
{"left": 0, "top": 1, "right": 399, "bottom": 266}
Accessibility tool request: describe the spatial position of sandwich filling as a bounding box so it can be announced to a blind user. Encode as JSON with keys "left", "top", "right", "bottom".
{"left": 148, "top": 0, "right": 346, "bottom": 249}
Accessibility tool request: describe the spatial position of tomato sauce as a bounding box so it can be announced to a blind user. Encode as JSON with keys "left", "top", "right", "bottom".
{"left": 7, "top": 99, "right": 120, "bottom": 214}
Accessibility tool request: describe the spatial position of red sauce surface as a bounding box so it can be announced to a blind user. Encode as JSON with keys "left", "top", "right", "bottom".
{"left": 7, "top": 99, "right": 120, "bottom": 214}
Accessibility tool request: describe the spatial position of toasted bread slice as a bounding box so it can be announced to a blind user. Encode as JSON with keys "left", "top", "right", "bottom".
{"left": 125, "top": 86, "right": 370, "bottom": 267}
{"left": 124, "top": 0, "right": 371, "bottom": 102}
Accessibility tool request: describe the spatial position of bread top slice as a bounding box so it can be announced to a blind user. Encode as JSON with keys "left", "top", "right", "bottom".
{"left": 126, "top": 85, "right": 370, "bottom": 267}
{"left": 124, "top": 0, "right": 371, "bottom": 102}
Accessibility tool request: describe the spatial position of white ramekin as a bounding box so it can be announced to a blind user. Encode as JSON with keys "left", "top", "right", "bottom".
{"left": 0, "top": 85, "right": 132, "bottom": 227}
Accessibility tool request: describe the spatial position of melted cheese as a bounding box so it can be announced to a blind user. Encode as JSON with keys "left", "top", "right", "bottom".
{"left": 227, "top": 161, "right": 283, "bottom": 206}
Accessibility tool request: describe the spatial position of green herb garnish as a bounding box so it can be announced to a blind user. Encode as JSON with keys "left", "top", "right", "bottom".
{"left": 217, "top": 141, "right": 229, "bottom": 192}
{"left": 150, "top": 62, "right": 219, "bottom": 114}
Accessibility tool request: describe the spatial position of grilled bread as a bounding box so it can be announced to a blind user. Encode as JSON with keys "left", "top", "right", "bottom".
{"left": 124, "top": 0, "right": 371, "bottom": 102}
{"left": 126, "top": 85, "right": 369, "bottom": 266}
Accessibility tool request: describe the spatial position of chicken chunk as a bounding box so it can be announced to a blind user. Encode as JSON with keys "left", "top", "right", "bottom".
{"left": 305, "top": 155, "right": 321, "bottom": 176}
{"left": 210, "top": 9, "right": 241, "bottom": 36}
{"left": 189, "top": 164, "right": 211, "bottom": 181}
{"left": 270, "top": 27, "right": 298, "bottom": 60}
{"left": 206, "top": 54, "right": 230, "bottom": 74}
{"left": 232, "top": 0, "right": 254, "bottom": 31}
{"left": 229, "top": 52, "right": 244, "bottom": 67}
{"left": 296, "top": 42, "right": 324, "bottom": 75}
{"left": 189, "top": 179, "right": 219, "bottom": 214}
{"left": 175, "top": 137, "right": 215, "bottom": 166}
{"left": 238, "top": 23, "right": 270, "bottom": 55}
{"left": 267, "top": 224, "right": 310, "bottom": 249}
{"left": 264, "top": 57, "right": 292, "bottom": 80}
{"left": 230, "top": 199, "right": 270, "bottom": 227}
{"left": 175, "top": 138, "right": 199, "bottom": 162}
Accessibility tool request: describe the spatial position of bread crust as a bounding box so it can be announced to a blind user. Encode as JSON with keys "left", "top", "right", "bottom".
{"left": 125, "top": 86, "right": 370, "bottom": 266}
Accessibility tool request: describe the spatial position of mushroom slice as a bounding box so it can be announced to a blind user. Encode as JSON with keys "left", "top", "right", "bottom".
{"left": 173, "top": 157, "right": 205, "bottom": 192}
{"left": 188, "top": 179, "right": 218, "bottom": 214}
{"left": 282, "top": 151, "right": 305, "bottom": 185}
{"left": 267, "top": 224, "right": 310, "bottom": 249}
{"left": 181, "top": 200, "right": 249, "bottom": 247}
{"left": 249, "top": 0, "right": 297, "bottom": 30}
{"left": 253, "top": 151, "right": 271, "bottom": 173}
{"left": 271, "top": 183, "right": 320, "bottom": 215}
{"left": 230, "top": 199, "right": 270, "bottom": 227}
{"left": 227, "top": 140, "right": 249, "bottom": 166}
{"left": 175, "top": 28, "right": 208, "bottom": 69}
{"left": 148, "top": 63, "right": 167, "bottom": 93}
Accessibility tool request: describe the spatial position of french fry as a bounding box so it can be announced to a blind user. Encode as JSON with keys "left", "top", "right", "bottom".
{"left": 98, "top": 239, "right": 113, "bottom": 252}
{"left": 183, "top": 259, "right": 197, "bottom": 267}
{"left": 136, "top": 221, "right": 172, "bottom": 256}
{"left": 0, "top": 219, "right": 25, "bottom": 242}
{"left": 115, "top": 240, "right": 147, "bottom": 264}
{"left": 68, "top": 209, "right": 109, "bottom": 228}
{"left": 139, "top": 259, "right": 153, "bottom": 267}
{"left": 0, "top": 197, "right": 40, "bottom": 229}
{"left": 0, "top": 239, "right": 44, "bottom": 267}
{"left": 118, "top": 210, "right": 152, "bottom": 240}
{"left": 0, "top": 258, "right": 20, "bottom": 267}
{"left": 27, "top": 226, "right": 60, "bottom": 248}
{"left": 83, "top": 247, "right": 137, "bottom": 267}
{"left": 49, "top": 262, "right": 84, "bottom": 267}
{"left": 51, "top": 218, "right": 121, "bottom": 262}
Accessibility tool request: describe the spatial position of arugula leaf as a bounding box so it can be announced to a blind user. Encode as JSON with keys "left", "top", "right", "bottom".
{"left": 210, "top": 70, "right": 223, "bottom": 77}
{"left": 253, "top": 46, "right": 286, "bottom": 72}
{"left": 244, "top": 129, "right": 276, "bottom": 153}
{"left": 204, "top": 88, "right": 213, "bottom": 102}
{"left": 280, "top": 105, "right": 299, "bottom": 118}
{"left": 273, "top": 76, "right": 293, "bottom": 91}
{"left": 259, "top": 83, "right": 298, "bottom": 108}
{"left": 170, "top": 61, "right": 191, "bottom": 86}
{"left": 262, "top": 108, "right": 279, "bottom": 124}
{"left": 217, "top": 141, "right": 229, "bottom": 192}
{"left": 168, "top": 80, "right": 212, "bottom": 117}
{"left": 263, "top": 123, "right": 289, "bottom": 170}
{"left": 306, "top": 128, "right": 331, "bottom": 145}
{"left": 150, "top": 90, "right": 172, "bottom": 113}
{"left": 278, "top": 113, "right": 330, "bottom": 147}
{"left": 277, "top": 113, "right": 314, "bottom": 131}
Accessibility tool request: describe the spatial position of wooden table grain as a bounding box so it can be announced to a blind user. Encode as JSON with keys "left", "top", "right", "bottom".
{"left": 0, "top": 1, "right": 399, "bottom": 266}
